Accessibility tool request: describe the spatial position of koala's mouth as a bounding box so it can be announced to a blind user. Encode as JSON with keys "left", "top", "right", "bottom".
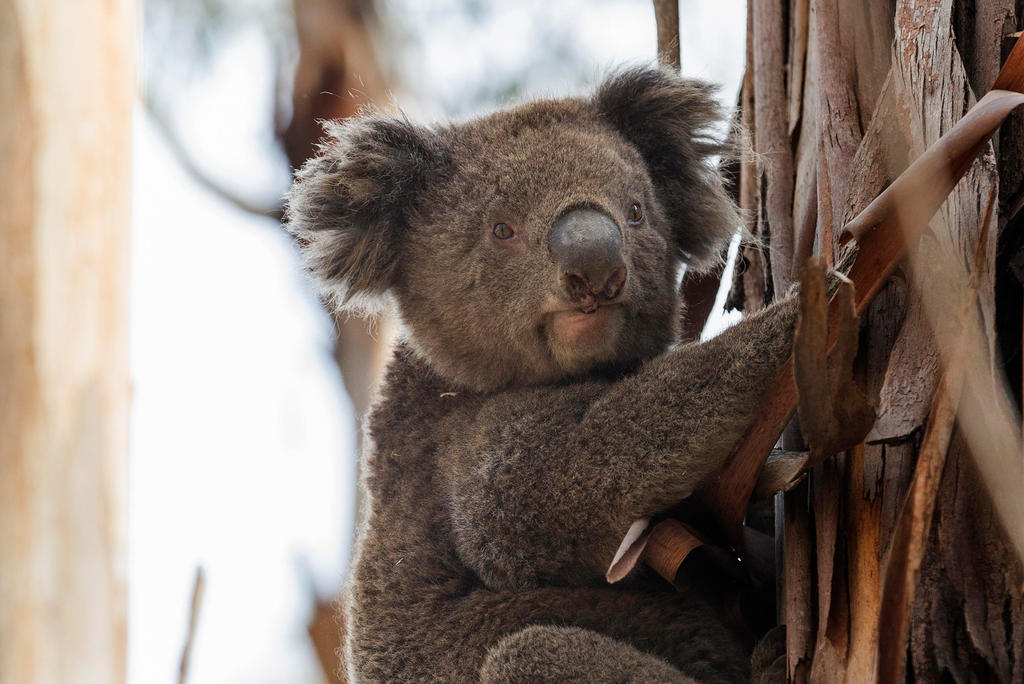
{"left": 548, "top": 304, "right": 623, "bottom": 346}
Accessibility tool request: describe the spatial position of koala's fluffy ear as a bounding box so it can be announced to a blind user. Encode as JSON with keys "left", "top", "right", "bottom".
{"left": 594, "top": 67, "right": 738, "bottom": 268}
{"left": 285, "top": 117, "right": 450, "bottom": 310}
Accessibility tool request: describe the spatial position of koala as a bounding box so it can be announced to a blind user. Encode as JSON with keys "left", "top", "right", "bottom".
{"left": 286, "top": 67, "right": 799, "bottom": 683}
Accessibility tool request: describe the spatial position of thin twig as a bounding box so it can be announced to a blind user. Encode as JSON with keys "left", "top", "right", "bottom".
{"left": 178, "top": 566, "right": 206, "bottom": 684}
{"left": 142, "top": 96, "right": 285, "bottom": 221}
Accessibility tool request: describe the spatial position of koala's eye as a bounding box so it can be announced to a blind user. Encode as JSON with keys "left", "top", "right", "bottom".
{"left": 493, "top": 222, "right": 515, "bottom": 240}
{"left": 627, "top": 203, "right": 645, "bottom": 226}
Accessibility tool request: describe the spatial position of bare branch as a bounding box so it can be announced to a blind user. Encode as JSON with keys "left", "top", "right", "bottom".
{"left": 142, "top": 96, "right": 285, "bottom": 222}
{"left": 178, "top": 566, "right": 206, "bottom": 684}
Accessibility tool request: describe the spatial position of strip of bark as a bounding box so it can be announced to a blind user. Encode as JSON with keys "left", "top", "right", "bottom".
{"left": 794, "top": 261, "right": 875, "bottom": 461}
{"left": 783, "top": 485, "right": 814, "bottom": 683}
{"left": 753, "top": 0, "right": 796, "bottom": 296}
{"left": 653, "top": 0, "right": 681, "bottom": 71}
{"left": 874, "top": 310, "right": 974, "bottom": 682}
{"left": 814, "top": 0, "right": 863, "bottom": 261}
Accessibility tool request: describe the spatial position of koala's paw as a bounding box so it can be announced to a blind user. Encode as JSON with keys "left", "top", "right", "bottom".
{"left": 479, "top": 625, "right": 694, "bottom": 683}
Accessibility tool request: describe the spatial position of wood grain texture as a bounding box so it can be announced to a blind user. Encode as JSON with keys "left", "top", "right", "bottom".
{"left": 793, "top": 263, "right": 874, "bottom": 462}
{"left": 782, "top": 485, "right": 814, "bottom": 683}
{"left": 786, "top": 0, "right": 810, "bottom": 138}
{"left": 910, "top": 432, "right": 1024, "bottom": 682}
{"left": 876, "top": 331, "right": 969, "bottom": 682}
{"left": 0, "top": 2, "right": 133, "bottom": 683}
{"left": 753, "top": 0, "right": 796, "bottom": 297}
{"left": 813, "top": 0, "right": 864, "bottom": 260}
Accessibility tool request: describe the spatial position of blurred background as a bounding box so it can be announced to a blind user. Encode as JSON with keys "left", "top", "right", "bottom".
{"left": 12, "top": 1, "right": 743, "bottom": 682}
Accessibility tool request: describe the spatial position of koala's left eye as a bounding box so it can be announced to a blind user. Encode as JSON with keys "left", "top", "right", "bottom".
{"left": 627, "top": 203, "right": 645, "bottom": 226}
{"left": 493, "top": 222, "right": 515, "bottom": 240}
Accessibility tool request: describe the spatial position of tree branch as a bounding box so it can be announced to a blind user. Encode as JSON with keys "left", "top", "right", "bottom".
{"left": 142, "top": 95, "right": 285, "bottom": 222}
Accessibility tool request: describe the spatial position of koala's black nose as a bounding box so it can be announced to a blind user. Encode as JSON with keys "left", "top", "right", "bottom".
{"left": 549, "top": 207, "right": 627, "bottom": 312}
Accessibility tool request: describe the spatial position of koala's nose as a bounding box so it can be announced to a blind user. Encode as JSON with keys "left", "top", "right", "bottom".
{"left": 549, "top": 207, "right": 627, "bottom": 312}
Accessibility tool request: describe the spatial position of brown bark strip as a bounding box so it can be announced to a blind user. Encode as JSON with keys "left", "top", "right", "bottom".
{"left": 653, "top": 0, "right": 681, "bottom": 72}
{"left": 642, "top": 520, "right": 705, "bottom": 583}
{"left": 807, "top": 454, "right": 848, "bottom": 683}
{"left": 866, "top": 293, "right": 940, "bottom": 443}
{"left": 875, "top": 326, "right": 970, "bottom": 682}
{"left": 787, "top": 0, "right": 810, "bottom": 137}
{"left": 753, "top": 450, "right": 811, "bottom": 498}
{"left": 814, "top": 0, "right": 864, "bottom": 260}
{"left": 794, "top": 261, "right": 875, "bottom": 461}
{"left": 890, "top": 0, "right": 1002, "bottom": 370}
{"left": 753, "top": 0, "right": 796, "bottom": 296}
{"left": 783, "top": 485, "right": 815, "bottom": 683}
{"left": 839, "top": 98, "right": 1023, "bottom": 245}
{"left": 963, "top": 0, "right": 1016, "bottom": 95}
{"left": 994, "top": 25, "right": 1024, "bottom": 92}
{"left": 728, "top": 0, "right": 768, "bottom": 314}
{"left": 792, "top": 154, "right": 819, "bottom": 270}
{"left": 848, "top": 2, "right": 894, "bottom": 123}
{"left": 842, "top": 443, "right": 883, "bottom": 682}
{"left": 910, "top": 432, "right": 1024, "bottom": 682}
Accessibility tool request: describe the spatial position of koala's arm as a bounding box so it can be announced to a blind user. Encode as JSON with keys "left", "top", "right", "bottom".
{"left": 588, "top": 295, "right": 799, "bottom": 513}
{"left": 445, "top": 295, "right": 798, "bottom": 587}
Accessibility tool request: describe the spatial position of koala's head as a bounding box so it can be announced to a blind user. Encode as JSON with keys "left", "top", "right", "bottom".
{"left": 286, "top": 67, "right": 738, "bottom": 392}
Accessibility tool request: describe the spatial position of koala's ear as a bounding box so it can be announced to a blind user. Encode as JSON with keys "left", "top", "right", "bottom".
{"left": 285, "top": 116, "right": 450, "bottom": 310}
{"left": 593, "top": 67, "right": 738, "bottom": 268}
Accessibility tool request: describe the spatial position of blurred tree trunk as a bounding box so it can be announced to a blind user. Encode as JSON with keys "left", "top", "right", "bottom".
{"left": 283, "top": 3, "right": 392, "bottom": 682}
{"left": 284, "top": 0, "right": 394, "bottom": 422}
{"left": 731, "top": 0, "right": 1024, "bottom": 680}
{"left": 0, "top": 2, "right": 133, "bottom": 684}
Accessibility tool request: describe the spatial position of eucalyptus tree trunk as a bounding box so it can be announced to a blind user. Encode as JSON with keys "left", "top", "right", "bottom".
{"left": 0, "top": 2, "right": 133, "bottom": 683}
{"left": 732, "top": 0, "right": 1024, "bottom": 680}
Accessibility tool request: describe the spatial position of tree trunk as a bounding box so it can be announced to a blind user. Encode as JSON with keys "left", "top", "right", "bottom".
{"left": 733, "top": 0, "right": 1024, "bottom": 680}
{"left": 0, "top": 2, "right": 133, "bottom": 683}
{"left": 285, "top": 0, "right": 394, "bottom": 422}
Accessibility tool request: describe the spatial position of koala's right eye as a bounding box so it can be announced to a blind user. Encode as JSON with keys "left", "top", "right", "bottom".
{"left": 627, "top": 203, "right": 645, "bottom": 226}
{"left": 493, "top": 223, "right": 515, "bottom": 240}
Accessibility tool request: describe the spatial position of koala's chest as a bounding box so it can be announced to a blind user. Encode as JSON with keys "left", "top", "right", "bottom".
{"left": 360, "top": 409, "right": 473, "bottom": 564}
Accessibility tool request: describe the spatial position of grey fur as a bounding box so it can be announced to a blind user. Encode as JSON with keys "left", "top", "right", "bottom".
{"left": 285, "top": 67, "right": 796, "bottom": 682}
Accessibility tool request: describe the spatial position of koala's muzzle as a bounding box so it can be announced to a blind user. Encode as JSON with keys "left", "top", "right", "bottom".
{"left": 549, "top": 208, "right": 628, "bottom": 313}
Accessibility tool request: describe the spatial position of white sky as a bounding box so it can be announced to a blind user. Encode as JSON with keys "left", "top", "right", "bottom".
{"left": 130, "top": 3, "right": 745, "bottom": 682}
